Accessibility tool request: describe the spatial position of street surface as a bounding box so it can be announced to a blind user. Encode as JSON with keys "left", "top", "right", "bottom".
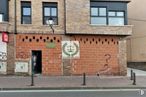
{"left": 0, "top": 89, "right": 145, "bottom": 97}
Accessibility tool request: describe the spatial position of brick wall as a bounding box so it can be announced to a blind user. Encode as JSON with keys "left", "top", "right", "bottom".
{"left": 8, "top": 0, "right": 65, "bottom": 34}
{"left": 16, "top": 34, "right": 62, "bottom": 75}
{"left": 7, "top": 34, "right": 15, "bottom": 74}
{"left": 15, "top": 34, "right": 121, "bottom": 75}
{"left": 8, "top": 0, "right": 132, "bottom": 35}
{"left": 70, "top": 35, "right": 120, "bottom": 75}
{"left": 66, "top": 0, "right": 132, "bottom": 35}
{"left": 7, "top": 0, "right": 130, "bottom": 75}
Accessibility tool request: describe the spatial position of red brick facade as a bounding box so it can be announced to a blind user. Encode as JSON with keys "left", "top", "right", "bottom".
{"left": 70, "top": 35, "right": 119, "bottom": 75}
{"left": 16, "top": 34, "right": 62, "bottom": 75}
{"left": 15, "top": 34, "right": 120, "bottom": 75}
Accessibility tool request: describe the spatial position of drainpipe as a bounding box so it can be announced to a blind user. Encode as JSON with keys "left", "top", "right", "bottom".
{"left": 13, "top": 0, "right": 17, "bottom": 74}
{"left": 64, "top": 0, "right": 67, "bottom": 34}
{"left": 14, "top": 0, "right": 17, "bottom": 34}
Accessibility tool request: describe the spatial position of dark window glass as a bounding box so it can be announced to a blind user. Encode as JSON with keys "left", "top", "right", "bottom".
{"left": 90, "top": 7, "right": 107, "bottom": 25}
{"left": 21, "top": 2, "right": 31, "bottom": 24}
{"left": 43, "top": 2, "right": 58, "bottom": 25}
{"left": 108, "top": 11, "right": 125, "bottom": 25}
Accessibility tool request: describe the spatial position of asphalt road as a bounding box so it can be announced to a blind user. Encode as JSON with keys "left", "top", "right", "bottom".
{"left": 0, "top": 89, "right": 145, "bottom": 97}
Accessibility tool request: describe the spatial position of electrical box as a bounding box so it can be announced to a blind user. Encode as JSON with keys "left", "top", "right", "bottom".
{"left": 15, "top": 62, "right": 29, "bottom": 73}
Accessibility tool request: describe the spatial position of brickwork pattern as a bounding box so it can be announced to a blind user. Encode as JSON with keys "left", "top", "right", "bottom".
{"left": 0, "top": 22, "right": 9, "bottom": 32}
{"left": 119, "top": 40, "right": 127, "bottom": 75}
{"left": 7, "top": 34, "right": 15, "bottom": 74}
{"left": 7, "top": 0, "right": 131, "bottom": 75}
{"left": 16, "top": 34, "right": 120, "bottom": 75}
{"left": 8, "top": 0, "right": 132, "bottom": 35}
{"left": 70, "top": 35, "right": 119, "bottom": 75}
{"left": 8, "top": 0, "right": 65, "bottom": 34}
{"left": 66, "top": 0, "right": 132, "bottom": 35}
{"left": 16, "top": 34, "right": 62, "bottom": 75}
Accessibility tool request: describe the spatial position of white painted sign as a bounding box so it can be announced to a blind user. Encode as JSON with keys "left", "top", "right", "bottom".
{"left": 62, "top": 41, "right": 80, "bottom": 59}
{"left": 0, "top": 34, "right": 7, "bottom": 60}
{"left": 0, "top": 62, "right": 7, "bottom": 74}
{"left": 15, "top": 62, "right": 29, "bottom": 73}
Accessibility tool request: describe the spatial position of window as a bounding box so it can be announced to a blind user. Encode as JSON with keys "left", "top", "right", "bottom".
{"left": 91, "top": 7, "right": 107, "bottom": 25}
{"left": 0, "top": 14, "right": 3, "bottom": 22}
{"left": 108, "top": 11, "right": 125, "bottom": 25}
{"left": 21, "top": 1, "right": 31, "bottom": 24}
{"left": 90, "top": 1, "right": 127, "bottom": 26}
{"left": 43, "top": 2, "right": 58, "bottom": 25}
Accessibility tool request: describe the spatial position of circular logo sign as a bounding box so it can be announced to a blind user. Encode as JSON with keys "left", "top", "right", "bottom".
{"left": 62, "top": 41, "right": 79, "bottom": 57}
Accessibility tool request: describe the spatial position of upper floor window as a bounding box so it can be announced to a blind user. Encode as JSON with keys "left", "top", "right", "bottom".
{"left": 91, "top": 7, "right": 107, "bottom": 25}
{"left": 43, "top": 2, "right": 58, "bottom": 25}
{"left": 108, "top": 11, "right": 124, "bottom": 25}
{"left": 0, "top": 14, "right": 3, "bottom": 22}
{"left": 21, "top": 1, "right": 31, "bottom": 24}
{"left": 90, "top": 1, "right": 126, "bottom": 25}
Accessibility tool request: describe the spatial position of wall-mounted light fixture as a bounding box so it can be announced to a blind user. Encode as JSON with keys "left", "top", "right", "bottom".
{"left": 46, "top": 17, "right": 54, "bottom": 34}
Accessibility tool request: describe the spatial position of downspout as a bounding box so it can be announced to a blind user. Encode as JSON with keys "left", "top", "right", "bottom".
{"left": 7, "top": 0, "right": 9, "bottom": 22}
{"left": 13, "top": 0, "right": 17, "bottom": 73}
{"left": 64, "top": 0, "right": 67, "bottom": 34}
{"left": 14, "top": 0, "right": 17, "bottom": 34}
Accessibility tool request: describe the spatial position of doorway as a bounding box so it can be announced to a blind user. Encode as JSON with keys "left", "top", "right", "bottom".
{"left": 32, "top": 50, "right": 42, "bottom": 74}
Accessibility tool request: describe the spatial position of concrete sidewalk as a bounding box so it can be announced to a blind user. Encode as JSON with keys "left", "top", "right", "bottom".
{"left": 0, "top": 68, "right": 146, "bottom": 90}
{"left": 0, "top": 76, "right": 146, "bottom": 90}
{"left": 127, "top": 68, "right": 146, "bottom": 76}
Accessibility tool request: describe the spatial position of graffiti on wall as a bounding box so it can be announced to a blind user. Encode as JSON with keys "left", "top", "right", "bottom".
{"left": 16, "top": 52, "right": 29, "bottom": 59}
{"left": 98, "top": 54, "right": 112, "bottom": 75}
{"left": 105, "top": 54, "right": 111, "bottom": 65}
{"left": 0, "top": 52, "right": 7, "bottom": 60}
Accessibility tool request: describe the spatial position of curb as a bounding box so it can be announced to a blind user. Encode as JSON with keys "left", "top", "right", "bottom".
{"left": 1, "top": 87, "right": 146, "bottom": 90}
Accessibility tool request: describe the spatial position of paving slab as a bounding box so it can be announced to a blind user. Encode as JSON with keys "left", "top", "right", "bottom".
{"left": 0, "top": 68, "right": 146, "bottom": 90}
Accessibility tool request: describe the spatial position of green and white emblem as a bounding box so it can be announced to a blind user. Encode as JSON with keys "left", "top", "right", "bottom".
{"left": 62, "top": 41, "right": 80, "bottom": 59}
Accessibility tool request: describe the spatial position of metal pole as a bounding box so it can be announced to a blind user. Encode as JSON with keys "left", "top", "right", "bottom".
{"left": 130, "top": 70, "right": 133, "bottom": 80}
{"left": 133, "top": 72, "right": 136, "bottom": 85}
{"left": 31, "top": 56, "right": 36, "bottom": 86}
{"left": 82, "top": 73, "right": 86, "bottom": 85}
{"left": 49, "top": 25, "right": 54, "bottom": 34}
{"left": 31, "top": 66, "right": 34, "bottom": 86}
{"left": 64, "top": 0, "right": 67, "bottom": 34}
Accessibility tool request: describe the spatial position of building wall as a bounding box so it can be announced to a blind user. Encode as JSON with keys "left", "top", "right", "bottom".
{"left": 15, "top": 34, "right": 121, "bottom": 75}
{"left": 8, "top": 0, "right": 132, "bottom": 35}
{"left": 0, "top": 0, "right": 9, "bottom": 74}
{"left": 6, "top": 0, "right": 132, "bottom": 75}
{"left": 70, "top": 35, "right": 120, "bottom": 75}
{"left": 15, "top": 34, "right": 62, "bottom": 75}
{"left": 0, "top": 34, "right": 7, "bottom": 74}
{"left": 127, "top": 0, "right": 146, "bottom": 62}
{"left": 66, "top": 0, "right": 131, "bottom": 35}
{"left": 9, "top": 0, "right": 65, "bottom": 34}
